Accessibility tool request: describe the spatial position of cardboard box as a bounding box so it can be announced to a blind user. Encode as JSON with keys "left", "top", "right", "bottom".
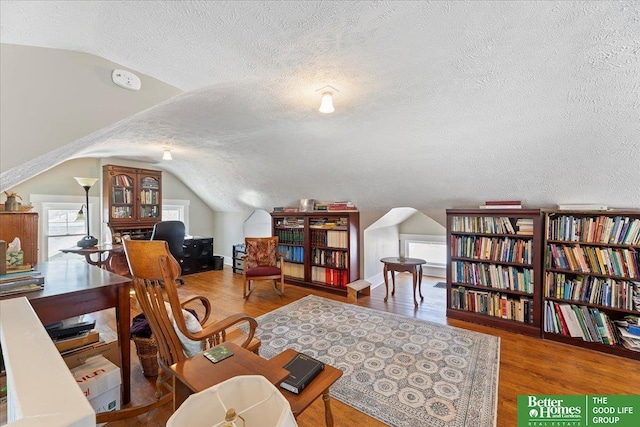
{"left": 62, "top": 340, "right": 120, "bottom": 370}
{"left": 71, "top": 356, "right": 121, "bottom": 426}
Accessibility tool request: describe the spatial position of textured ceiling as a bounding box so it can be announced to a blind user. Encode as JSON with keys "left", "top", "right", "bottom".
{"left": 2, "top": 1, "right": 639, "bottom": 211}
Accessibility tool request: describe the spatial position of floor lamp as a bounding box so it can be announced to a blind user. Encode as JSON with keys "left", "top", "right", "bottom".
{"left": 75, "top": 177, "right": 99, "bottom": 248}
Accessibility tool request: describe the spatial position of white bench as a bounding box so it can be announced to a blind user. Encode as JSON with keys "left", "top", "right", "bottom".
{"left": 347, "top": 279, "right": 371, "bottom": 303}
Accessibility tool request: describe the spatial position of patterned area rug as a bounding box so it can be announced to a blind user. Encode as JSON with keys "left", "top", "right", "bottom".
{"left": 255, "top": 295, "right": 500, "bottom": 427}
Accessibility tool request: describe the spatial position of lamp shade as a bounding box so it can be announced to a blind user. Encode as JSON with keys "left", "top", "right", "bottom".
{"left": 74, "top": 177, "right": 99, "bottom": 188}
{"left": 318, "top": 92, "right": 335, "bottom": 113}
{"left": 163, "top": 149, "right": 173, "bottom": 161}
{"left": 167, "top": 375, "right": 297, "bottom": 427}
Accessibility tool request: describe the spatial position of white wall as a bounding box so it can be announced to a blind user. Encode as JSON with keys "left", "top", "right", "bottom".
{"left": 0, "top": 44, "right": 181, "bottom": 188}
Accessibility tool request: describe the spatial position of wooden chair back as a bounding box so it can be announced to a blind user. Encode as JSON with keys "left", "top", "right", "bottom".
{"left": 123, "top": 239, "right": 189, "bottom": 370}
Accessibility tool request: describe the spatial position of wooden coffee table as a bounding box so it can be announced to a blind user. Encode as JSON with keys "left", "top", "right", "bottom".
{"left": 268, "top": 349, "right": 342, "bottom": 427}
{"left": 170, "top": 342, "right": 289, "bottom": 411}
{"left": 170, "top": 343, "right": 342, "bottom": 427}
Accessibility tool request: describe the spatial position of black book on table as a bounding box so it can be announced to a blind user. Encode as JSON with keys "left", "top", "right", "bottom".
{"left": 280, "top": 353, "right": 324, "bottom": 394}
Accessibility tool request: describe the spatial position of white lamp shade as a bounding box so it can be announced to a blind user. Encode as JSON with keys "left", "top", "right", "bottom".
{"left": 167, "top": 375, "right": 297, "bottom": 427}
{"left": 162, "top": 149, "right": 173, "bottom": 160}
{"left": 74, "top": 177, "right": 99, "bottom": 188}
{"left": 318, "top": 92, "right": 335, "bottom": 113}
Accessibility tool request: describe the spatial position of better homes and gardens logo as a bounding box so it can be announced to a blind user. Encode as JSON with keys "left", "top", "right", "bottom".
{"left": 518, "top": 395, "right": 640, "bottom": 427}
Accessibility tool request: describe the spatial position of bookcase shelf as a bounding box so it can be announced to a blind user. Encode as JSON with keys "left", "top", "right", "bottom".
{"left": 446, "top": 208, "right": 543, "bottom": 337}
{"left": 272, "top": 211, "right": 359, "bottom": 295}
{"left": 103, "top": 164, "right": 162, "bottom": 241}
{"left": 542, "top": 210, "right": 640, "bottom": 360}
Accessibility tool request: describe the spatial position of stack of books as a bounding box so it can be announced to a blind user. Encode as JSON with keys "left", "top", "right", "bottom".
{"left": 479, "top": 200, "right": 522, "bottom": 209}
{"left": 557, "top": 203, "right": 608, "bottom": 211}
{"left": 327, "top": 201, "right": 357, "bottom": 211}
{"left": 516, "top": 218, "right": 534, "bottom": 235}
{"left": 615, "top": 318, "right": 640, "bottom": 352}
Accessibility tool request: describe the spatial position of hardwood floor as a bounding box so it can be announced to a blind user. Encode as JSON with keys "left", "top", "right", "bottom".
{"left": 92, "top": 267, "right": 639, "bottom": 427}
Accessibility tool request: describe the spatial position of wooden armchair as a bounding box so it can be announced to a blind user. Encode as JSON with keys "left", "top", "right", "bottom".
{"left": 243, "top": 236, "right": 285, "bottom": 298}
{"left": 122, "top": 239, "right": 261, "bottom": 398}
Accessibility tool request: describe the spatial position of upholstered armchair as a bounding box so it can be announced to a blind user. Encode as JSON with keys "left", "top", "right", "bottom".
{"left": 243, "top": 236, "right": 285, "bottom": 298}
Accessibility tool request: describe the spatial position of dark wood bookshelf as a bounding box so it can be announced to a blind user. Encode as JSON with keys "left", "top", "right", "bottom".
{"left": 272, "top": 211, "right": 360, "bottom": 296}
{"left": 542, "top": 210, "right": 640, "bottom": 360}
{"left": 446, "top": 208, "right": 543, "bottom": 337}
{"left": 103, "top": 164, "right": 162, "bottom": 242}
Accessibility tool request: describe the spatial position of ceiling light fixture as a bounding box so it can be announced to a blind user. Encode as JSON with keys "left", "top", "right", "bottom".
{"left": 162, "top": 149, "right": 173, "bottom": 161}
{"left": 316, "top": 85, "right": 339, "bottom": 114}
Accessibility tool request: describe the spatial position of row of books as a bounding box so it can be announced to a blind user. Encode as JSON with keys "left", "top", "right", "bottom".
{"left": 275, "top": 228, "right": 304, "bottom": 244}
{"left": 311, "top": 266, "right": 349, "bottom": 287}
{"left": 111, "top": 174, "right": 133, "bottom": 187}
{"left": 140, "top": 189, "right": 159, "bottom": 205}
{"left": 544, "top": 301, "right": 620, "bottom": 345}
{"left": 452, "top": 261, "right": 534, "bottom": 293}
{"left": 451, "top": 216, "right": 517, "bottom": 234}
{"left": 547, "top": 215, "right": 640, "bottom": 246}
{"left": 451, "top": 235, "right": 534, "bottom": 265}
{"left": 282, "top": 262, "right": 304, "bottom": 279}
{"left": 314, "top": 201, "right": 357, "bottom": 211}
{"left": 140, "top": 177, "right": 159, "bottom": 189}
{"left": 545, "top": 272, "right": 639, "bottom": 310}
{"left": 111, "top": 206, "right": 133, "bottom": 219}
{"left": 311, "top": 248, "right": 348, "bottom": 269}
{"left": 450, "top": 286, "right": 535, "bottom": 324}
{"left": 273, "top": 217, "right": 305, "bottom": 227}
{"left": 112, "top": 188, "right": 133, "bottom": 204}
{"left": 278, "top": 245, "right": 304, "bottom": 263}
{"left": 141, "top": 205, "right": 160, "bottom": 218}
{"left": 311, "top": 229, "right": 348, "bottom": 248}
{"left": 548, "top": 243, "right": 640, "bottom": 278}
{"left": 309, "top": 217, "right": 348, "bottom": 228}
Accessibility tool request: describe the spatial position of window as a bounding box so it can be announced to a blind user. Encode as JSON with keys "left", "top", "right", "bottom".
{"left": 401, "top": 234, "right": 446, "bottom": 267}
{"left": 45, "top": 204, "right": 86, "bottom": 260}
{"left": 162, "top": 199, "right": 190, "bottom": 231}
{"left": 31, "top": 194, "right": 98, "bottom": 262}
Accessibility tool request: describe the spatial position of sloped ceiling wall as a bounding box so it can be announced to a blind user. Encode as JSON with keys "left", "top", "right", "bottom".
{"left": 1, "top": 1, "right": 638, "bottom": 212}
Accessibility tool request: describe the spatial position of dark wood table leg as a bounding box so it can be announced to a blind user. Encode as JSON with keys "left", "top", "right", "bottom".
{"left": 322, "top": 388, "right": 334, "bottom": 427}
{"left": 411, "top": 268, "right": 418, "bottom": 308}
{"left": 383, "top": 265, "right": 390, "bottom": 302}
{"left": 418, "top": 265, "right": 424, "bottom": 301}
{"left": 391, "top": 267, "right": 396, "bottom": 296}
{"left": 116, "top": 284, "right": 131, "bottom": 404}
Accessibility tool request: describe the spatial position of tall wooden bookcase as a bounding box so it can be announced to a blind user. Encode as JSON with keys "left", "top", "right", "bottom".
{"left": 271, "top": 211, "right": 359, "bottom": 295}
{"left": 446, "top": 209, "right": 543, "bottom": 336}
{"left": 102, "top": 164, "right": 162, "bottom": 241}
{"left": 542, "top": 210, "right": 640, "bottom": 360}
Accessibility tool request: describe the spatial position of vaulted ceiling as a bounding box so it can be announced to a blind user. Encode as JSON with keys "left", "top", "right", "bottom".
{"left": 2, "top": 1, "right": 639, "bottom": 211}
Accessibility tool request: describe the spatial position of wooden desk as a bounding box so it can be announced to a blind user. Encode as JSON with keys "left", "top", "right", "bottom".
{"left": 269, "top": 349, "right": 342, "bottom": 427}
{"left": 0, "top": 260, "right": 132, "bottom": 404}
{"left": 59, "top": 244, "right": 128, "bottom": 275}
{"left": 170, "top": 342, "right": 290, "bottom": 411}
{"left": 380, "top": 257, "right": 427, "bottom": 308}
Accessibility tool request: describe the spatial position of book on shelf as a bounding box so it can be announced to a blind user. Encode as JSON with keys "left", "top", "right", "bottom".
{"left": 557, "top": 204, "right": 608, "bottom": 211}
{"left": 479, "top": 203, "right": 522, "bottom": 209}
{"left": 484, "top": 200, "right": 522, "bottom": 206}
{"left": 280, "top": 352, "right": 324, "bottom": 394}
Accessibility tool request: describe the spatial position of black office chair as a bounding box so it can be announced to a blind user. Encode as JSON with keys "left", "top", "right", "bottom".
{"left": 150, "top": 220, "right": 186, "bottom": 285}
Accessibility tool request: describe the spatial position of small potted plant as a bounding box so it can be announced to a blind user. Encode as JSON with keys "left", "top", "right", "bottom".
{"left": 3, "top": 191, "right": 22, "bottom": 212}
